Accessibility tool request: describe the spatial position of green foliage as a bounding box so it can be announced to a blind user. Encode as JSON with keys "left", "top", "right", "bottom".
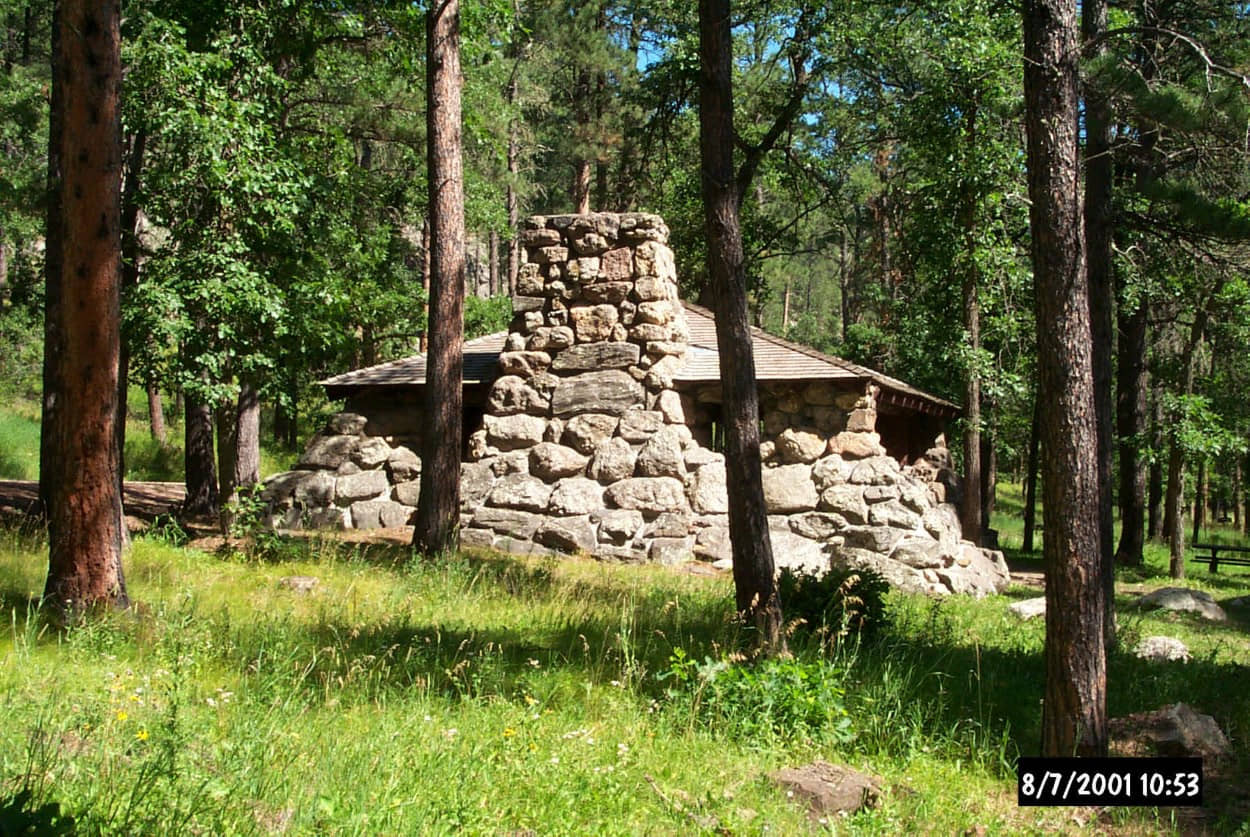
{"left": 464, "top": 294, "right": 513, "bottom": 339}
{"left": 660, "top": 650, "right": 855, "bottom": 744}
{"left": 776, "top": 565, "right": 890, "bottom": 644}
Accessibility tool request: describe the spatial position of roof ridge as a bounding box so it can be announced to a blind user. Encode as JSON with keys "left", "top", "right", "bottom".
{"left": 680, "top": 301, "right": 958, "bottom": 411}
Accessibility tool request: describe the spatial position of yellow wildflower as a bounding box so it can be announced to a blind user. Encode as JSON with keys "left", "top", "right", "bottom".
{"left": 136, "top": 729, "right": 149, "bottom": 741}
{"left": 503, "top": 728, "right": 517, "bottom": 738}
{"left": 115, "top": 710, "right": 128, "bottom": 722}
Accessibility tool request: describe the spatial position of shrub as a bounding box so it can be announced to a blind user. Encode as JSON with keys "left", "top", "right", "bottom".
{"left": 777, "top": 565, "right": 890, "bottom": 644}
{"left": 661, "top": 649, "right": 854, "bottom": 744}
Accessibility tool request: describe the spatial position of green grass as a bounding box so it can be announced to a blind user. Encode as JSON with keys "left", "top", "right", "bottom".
{"left": 2, "top": 526, "right": 1248, "bottom": 834}
{"left": 0, "top": 396, "right": 300, "bottom": 482}
{"left": 0, "top": 400, "right": 41, "bottom": 480}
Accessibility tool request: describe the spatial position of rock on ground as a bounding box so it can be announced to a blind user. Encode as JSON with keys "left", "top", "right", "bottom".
{"left": 1136, "top": 587, "right": 1228, "bottom": 622}
{"left": 770, "top": 761, "right": 882, "bottom": 821}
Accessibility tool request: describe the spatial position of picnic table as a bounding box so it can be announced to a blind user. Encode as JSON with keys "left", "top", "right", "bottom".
{"left": 1192, "top": 542, "right": 1250, "bottom": 573}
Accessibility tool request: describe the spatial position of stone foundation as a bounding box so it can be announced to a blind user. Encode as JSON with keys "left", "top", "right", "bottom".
{"left": 263, "top": 212, "right": 1007, "bottom": 597}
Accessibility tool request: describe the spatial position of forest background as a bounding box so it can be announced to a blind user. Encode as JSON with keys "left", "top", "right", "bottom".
{"left": 2, "top": 0, "right": 1249, "bottom": 564}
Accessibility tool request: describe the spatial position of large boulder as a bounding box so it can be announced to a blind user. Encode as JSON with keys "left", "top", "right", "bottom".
{"left": 605, "top": 477, "right": 689, "bottom": 514}
{"left": 1137, "top": 587, "right": 1228, "bottom": 622}
{"left": 636, "top": 426, "right": 686, "bottom": 479}
{"left": 777, "top": 428, "right": 827, "bottom": 464}
{"left": 534, "top": 516, "right": 598, "bottom": 553}
{"left": 487, "top": 474, "right": 554, "bottom": 512}
{"left": 548, "top": 477, "right": 605, "bottom": 516}
{"left": 350, "top": 500, "right": 412, "bottom": 529}
{"left": 762, "top": 464, "right": 819, "bottom": 513}
{"left": 488, "top": 376, "right": 549, "bottom": 416}
{"left": 551, "top": 342, "right": 640, "bottom": 372}
{"left": 562, "top": 413, "right": 619, "bottom": 454}
{"left": 690, "top": 461, "right": 728, "bottom": 515}
{"left": 528, "top": 443, "right": 590, "bottom": 481}
{"left": 334, "top": 470, "right": 389, "bottom": 504}
{"left": 588, "top": 436, "right": 637, "bottom": 483}
{"left": 484, "top": 414, "right": 547, "bottom": 451}
{"left": 301, "top": 434, "right": 359, "bottom": 470}
{"left": 617, "top": 408, "right": 664, "bottom": 442}
{"left": 551, "top": 370, "right": 644, "bottom": 417}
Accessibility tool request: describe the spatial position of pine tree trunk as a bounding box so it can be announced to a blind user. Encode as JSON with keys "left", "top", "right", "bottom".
{"left": 42, "top": 0, "right": 128, "bottom": 612}
{"left": 1166, "top": 441, "right": 1186, "bottom": 577}
{"left": 1082, "top": 0, "right": 1116, "bottom": 648}
{"left": 1192, "top": 460, "right": 1207, "bottom": 545}
{"left": 1023, "top": 0, "right": 1106, "bottom": 757}
{"left": 235, "top": 381, "right": 260, "bottom": 488}
{"left": 488, "top": 229, "right": 499, "bottom": 296}
{"left": 1023, "top": 395, "right": 1041, "bottom": 553}
{"left": 980, "top": 424, "right": 997, "bottom": 533}
{"left": 698, "top": 0, "right": 782, "bottom": 652}
{"left": 147, "top": 382, "right": 166, "bottom": 443}
{"left": 413, "top": 0, "right": 466, "bottom": 555}
{"left": 1147, "top": 389, "right": 1164, "bottom": 539}
{"left": 39, "top": 0, "right": 65, "bottom": 518}
{"left": 183, "top": 399, "right": 218, "bottom": 518}
{"left": 1234, "top": 459, "right": 1242, "bottom": 531}
{"left": 1114, "top": 301, "right": 1147, "bottom": 565}
{"left": 215, "top": 397, "right": 238, "bottom": 512}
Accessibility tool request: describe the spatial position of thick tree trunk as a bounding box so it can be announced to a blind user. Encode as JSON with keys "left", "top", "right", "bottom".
{"left": 413, "top": 0, "right": 466, "bottom": 555}
{"left": 420, "top": 217, "right": 431, "bottom": 352}
{"left": 1082, "top": 0, "right": 1116, "bottom": 648}
{"left": 183, "top": 399, "right": 219, "bottom": 518}
{"left": 698, "top": 0, "right": 782, "bottom": 652}
{"left": 1023, "top": 0, "right": 1106, "bottom": 757}
{"left": 235, "top": 381, "right": 260, "bottom": 488}
{"left": 147, "top": 382, "right": 166, "bottom": 443}
{"left": 216, "top": 397, "right": 238, "bottom": 510}
{"left": 42, "top": 0, "right": 128, "bottom": 612}
{"left": 1114, "top": 300, "right": 1147, "bottom": 565}
{"left": 1023, "top": 394, "right": 1041, "bottom": 553}
{"left": 39, "top": 1, "right": 65, "bottom": 517}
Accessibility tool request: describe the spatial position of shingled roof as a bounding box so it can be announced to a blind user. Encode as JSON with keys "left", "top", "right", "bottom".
{"left": 320, "top": 302, "right": 959, "bottom": 417}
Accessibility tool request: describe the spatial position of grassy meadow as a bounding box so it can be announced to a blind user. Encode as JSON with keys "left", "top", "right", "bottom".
{"left": 0, "top": 395, "right": 299, "bottom": 483}
{"left": 2, "top": 510, "right": 1249, "bottom": 834}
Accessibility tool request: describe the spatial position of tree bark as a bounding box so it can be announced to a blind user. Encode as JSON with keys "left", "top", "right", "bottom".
{"left": 1166, "top": 291, "right": 1216, "bottom": 576}
{"left": 980, "top": 422, "right": 997, "bottom": 533}
{"left": 1114, "top": 300, "right": 1147, "bottom": 565}
{"left": 1234, "top": 458, "right": 1242, "bottom": 531}
{"left": 183, "top": 398, "right": 219, "bottom": 518}
{"left": 1082, "top": 0, "right": 1116, "bottom": 647}
{"left": 1148, "top": 387, "right": 1164, "bottom": 539}
{"left": 235, "top": 381, "right": 260, "bottom": 488}
{"left": 39, "top": 0, "right": 65, "bottom": 517}
{"left": 42, "top": 0, "right": 128, "bottom": 612}
{"left": 698, "top": 0, "right": 782, "bottom": 652}
{"left": 488, "top": 228, "right": 499, "bottom": 296}
{"left": 1192, "top": 459, "right": 1206, "bottom": 545}
{"left": 1023, "top": 394, "right": 1041, "bottom": 553}
{"left": 960, "top": 101, "right": 983, "bottom": 548}
{"left": 1023, "top": 0, "right": 1106, "bottom": 757}
{"left": 147, "top": 382, "right": 166, "bottom": 443}
{"left": 413, "top": 0, "right": 466, "bottom": 555}
{"left": 215, "top": 396, "right": 238, "bottom": 510}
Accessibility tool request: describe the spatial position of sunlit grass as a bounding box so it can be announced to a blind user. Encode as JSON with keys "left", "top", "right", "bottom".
{"left": 2, "top": 527, "right": 1247, "bottom": 834}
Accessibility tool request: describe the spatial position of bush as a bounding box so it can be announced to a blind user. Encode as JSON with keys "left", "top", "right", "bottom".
{"left": 661, "top": 650, "right": 854, "bottom": 744}
{"left": 777, "top": 565, "right": 890, "bottom": 644}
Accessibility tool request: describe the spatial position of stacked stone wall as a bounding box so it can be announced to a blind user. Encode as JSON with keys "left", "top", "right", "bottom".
{"left": 263, "top": 212, "right": 1008, "bottom": 597}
